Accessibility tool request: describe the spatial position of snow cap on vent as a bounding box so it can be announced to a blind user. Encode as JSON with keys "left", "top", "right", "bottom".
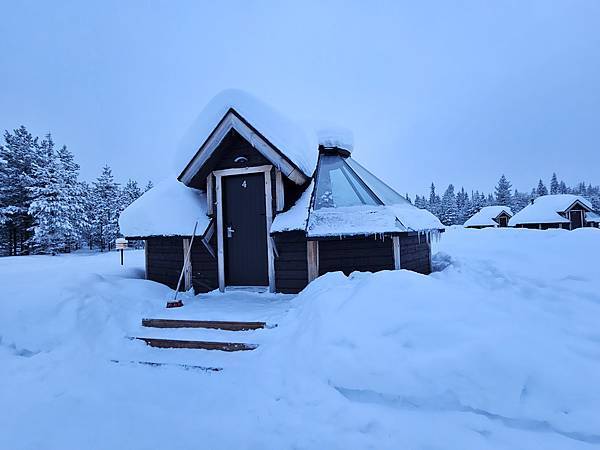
{"left": 316, "top": 126, "right": 353, "bottom": 155}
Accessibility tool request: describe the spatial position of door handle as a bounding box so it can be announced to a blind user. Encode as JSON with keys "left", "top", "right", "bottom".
{"left": 227, "top": 226, "right": 235, "bottom": 238}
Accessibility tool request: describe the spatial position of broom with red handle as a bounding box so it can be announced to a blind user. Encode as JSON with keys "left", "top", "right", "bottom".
{"left": 166, "top": 221, "right": 198, "bottom": 308}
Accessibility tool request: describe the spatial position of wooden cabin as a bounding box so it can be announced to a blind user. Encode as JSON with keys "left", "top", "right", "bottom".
{"left": 509, "top": 194, "right": 596, "bottom": 230}
{"left": 464, "top": 206, "right": 513, "bottom": 229}
{"left": 120, "top": 90, "right": 443, "bottom": 294}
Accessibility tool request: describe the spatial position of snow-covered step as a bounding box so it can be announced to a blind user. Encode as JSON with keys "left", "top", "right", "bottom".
{"left": 141, "top": 318, "right": 268, "bottom": 331}
{"left": 134, "top": 337, "right": 258, "bottom": 352}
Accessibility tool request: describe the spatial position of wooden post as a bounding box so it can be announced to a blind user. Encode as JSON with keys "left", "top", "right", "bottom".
{"left": 392, "top": 236, "right": 401, "bottom": 270}
{"left": 307, "top": 241, "right": 319, "bottom": 282}
{"left": 206, "top": 174, "right": 214, "bottom": 216}
{"left": 182, "top": 238, "right": 193, "bottom": 292}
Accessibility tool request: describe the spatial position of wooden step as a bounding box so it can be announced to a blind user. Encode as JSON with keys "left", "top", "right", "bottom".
{"left": 110, "top": 359, "right": 222, "bottom": 372}
{"left": 141, "top": 318, "right": 267, "bottom": 331}
{"left": 134, "top": 337, "right": 258, "bottom": 352}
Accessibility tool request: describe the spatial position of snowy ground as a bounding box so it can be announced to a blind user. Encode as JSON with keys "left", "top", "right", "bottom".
{"left": 1, "top": 227, "right": 600, "bottom": 449}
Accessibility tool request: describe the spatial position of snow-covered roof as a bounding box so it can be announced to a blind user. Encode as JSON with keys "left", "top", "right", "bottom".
{"left": 176, "top": 89, "right": 318, "bottom": 180}
{"left": 271, "top": 181, "right": 313, "bottom": 233}
{"left": 586, "top": 211, "right": 600, "bottom": 223}
{"left": 464, "top": 206, "right": 513, "bottom": 228}
{"left": 119, "top": 178, "right": 210, "bottom": 238}
{"left": 271, "top": 151, "right": 443, "bottom": 237}
{"left": 509, "top": 194, "right": 592, "bottom": 226}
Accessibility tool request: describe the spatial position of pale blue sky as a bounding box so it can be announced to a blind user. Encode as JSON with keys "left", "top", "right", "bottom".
{"left": 1, "top": 0, "right": 599, "bottom": 196}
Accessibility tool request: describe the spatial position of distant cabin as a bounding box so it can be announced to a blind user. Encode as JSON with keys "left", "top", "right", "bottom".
{"left": 464, "top": 206, "right": 513, "bottom": 229}
{"left": 509, "top": 194, "right": 598, "bottom": 230}
{"left": 120, "top": 90, "right": 443, "bottom": 294}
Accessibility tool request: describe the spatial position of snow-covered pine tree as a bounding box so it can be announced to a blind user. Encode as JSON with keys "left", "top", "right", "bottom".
{"left": 536, "top": 179, "right": 548, "bottom": 197}
{"left": 28, "top": 134, "right": 73, "bottom": 255}
{"left": 550, "top": 173, "right": 559, "bottom": 195}
{"left": 56, "top": 145, "right": 84, "bottom": 251}
{"left": 511, "top": 190, "right": 531, "bottom": 212}
{"left": 79, "top": 181, "right": 95, "bottom": 249}
{"left": 414, "top": 195, "right": 425, "bottom": 209}
{"left": 439, "top": 184, "right": 458, "bottom": 225}
{"left": 121, "top": 179, "right": 142, "bottom": 210}
{"left": 405, "top": 193, "right": 412, "bottom": 204}
{"left": 494, "top": 175, "right": 512, "bottom": 206}
{"left": 0, "top": 126, "right": 41, "bottom": 255}
{"left": 428, "top": 183, "right": 441, "bottom": 217}
{"left": 144, "top": 180, "right": 154, "bottom": 192}
{"left": 456, "top": 187, "right": 470, "bottom": 224}
{"left": 558, "top": 180, "right": 567, "bottom": 194}
{"left": 91, "top": 166, "right": 121, "bottom": 251}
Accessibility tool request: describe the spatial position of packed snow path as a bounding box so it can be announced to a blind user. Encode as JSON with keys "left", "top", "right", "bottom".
{"left": 1, "top": 227, "right": 600, "bottom": 449}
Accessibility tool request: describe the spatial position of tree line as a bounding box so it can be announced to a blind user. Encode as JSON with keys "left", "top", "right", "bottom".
{"left": 0, "top": 126, "right": 152, "bottom": 256}
{"left": 410, "top": 174, "right": 600, "bottom": 226}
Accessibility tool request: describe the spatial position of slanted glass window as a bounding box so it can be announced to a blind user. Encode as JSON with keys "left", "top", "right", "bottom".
{"left": 345, "top": 158, "right": 409, "bottom": 205}
{"left": 314, "top": 155, "right": 380, "bottom": 209}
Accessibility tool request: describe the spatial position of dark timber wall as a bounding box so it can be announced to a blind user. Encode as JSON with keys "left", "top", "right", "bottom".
{"left": 318, "top": 236, "right": 395, "bottom": 276}
{"left": 273, "top": 231, "right": 308, "bottom": 293}
{"left": 190, "top": 234, "right": 218, "bottom": 293}
{"left": 145, "top": 237, "right": 184, "bottom": 290}
{"left": 399, "top": 234, "right": 431, "bottom": 274}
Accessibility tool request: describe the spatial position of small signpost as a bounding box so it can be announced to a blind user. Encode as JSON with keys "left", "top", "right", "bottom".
{"left": 116, "top": 238, "right": 128, "bottom": 265}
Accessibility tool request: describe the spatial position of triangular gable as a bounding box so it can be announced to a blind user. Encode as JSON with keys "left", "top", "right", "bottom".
{"left": 493, "top": 209, "right": 512, "bottom": 221}
{"left": 178, "top": 108, "right": 309, "bottom": 186}
{"left": 561, "top": 199, "right": 592, "bottom": 213}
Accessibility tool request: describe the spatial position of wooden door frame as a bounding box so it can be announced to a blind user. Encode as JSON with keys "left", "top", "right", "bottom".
{"left": 213, "top": 164, "right": 275, "bottom": 293}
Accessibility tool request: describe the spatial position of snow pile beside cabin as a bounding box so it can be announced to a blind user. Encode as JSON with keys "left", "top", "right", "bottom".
{"left": 267, "top": 227, "right": 600, "bottom": 443}
{"left": 119, "top": 178, "right": 209, "bottom": 237}
{"left": 463, "top": 205, "right": 513, "bottom": 227}
{"left": 2, "top": 227, "right": 600, "bottom": 449}
{"left": 175, "top": 89, "right": 318, "bottom": 177}
{"left": 510, "top": 194, "right": 591, "bottom": 226}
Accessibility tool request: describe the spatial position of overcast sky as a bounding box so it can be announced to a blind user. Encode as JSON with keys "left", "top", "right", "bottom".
{"left": 1, "top": 1, "right": 599, "bottom": 196}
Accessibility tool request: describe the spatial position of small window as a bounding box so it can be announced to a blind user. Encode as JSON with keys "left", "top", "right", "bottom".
{"left": 314, "top": 155, "right": 380, "bottom": 209}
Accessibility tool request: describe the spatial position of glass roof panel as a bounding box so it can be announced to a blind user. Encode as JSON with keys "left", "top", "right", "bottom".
{"left": 313, "top": 154, "right": 380, "bottom": 209}
{"left": 345, "top": 158, "right": 409, "bottom": 205}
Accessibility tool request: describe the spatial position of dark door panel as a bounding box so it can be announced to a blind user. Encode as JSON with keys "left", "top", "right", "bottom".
{"left": 223, "top": 173, "right": 268, "bottom": 286}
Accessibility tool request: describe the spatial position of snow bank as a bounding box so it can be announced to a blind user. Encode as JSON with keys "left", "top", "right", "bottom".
{"left": 175, "top": 89, "right": 318, "bottom": 177}
{"left": 510, "top": 194, "right": 591, "bottom": 226}
{"left": 464, "top": 205, "right": 513, "bottom": 227}
{"left": 3, "top": 227, "right": 600, "bottom": 449}
{"left": 119, "top": 178, "right": 209, "bottom": 237}
{"left": 268, "top": 227, "right": 600, "bottom": 443}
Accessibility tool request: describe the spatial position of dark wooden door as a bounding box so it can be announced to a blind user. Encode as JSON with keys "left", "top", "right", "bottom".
{"left": 222, "top": 173, "right": 268, "bottom": 286}
{"left": 570, "top": 209, "right": 583, "bottom": 229}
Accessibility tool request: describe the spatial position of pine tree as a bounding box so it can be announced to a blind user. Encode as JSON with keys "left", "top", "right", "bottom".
{"left": 405, "top": 193, "right": 412, "bottom": 204}
{"left": 512, "top": 189, "right": 530, "bottom": 212}
{"left": 0, "top": 126, "right": 41, "bottom": 255}
{"left": 558, "top": 180, "right": 567, "bottom": 194}
{"left": 456, "top": 187, "right": 470, "bottom": 224}
{"left": 144, "top": 180, "right": 154, "bottom": 192}
{"left": 550, "top": 173, "right": 559, "bottom": 195}
{"left": 28, "top": 135, "right": 72, "bottom": 254}
{"left": 428, "top": 183, "right": 441, "bottom": 216}
{"left": 56, "top": 145, "right": 84, "bottom": 251}
{"left": 121, "top": 179, "right": 142, "bottom": 210}
{"left": 91, "top": 166, "right": 121, "bottom": 251}
{"left": 536, "top": 179, "right": 548, "bottom": 197}
{"left": 439, "top": 184, "right": 458, "bottom": 225}
{"left": 494, "top": 175, "right": 512, "bottom": 206}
